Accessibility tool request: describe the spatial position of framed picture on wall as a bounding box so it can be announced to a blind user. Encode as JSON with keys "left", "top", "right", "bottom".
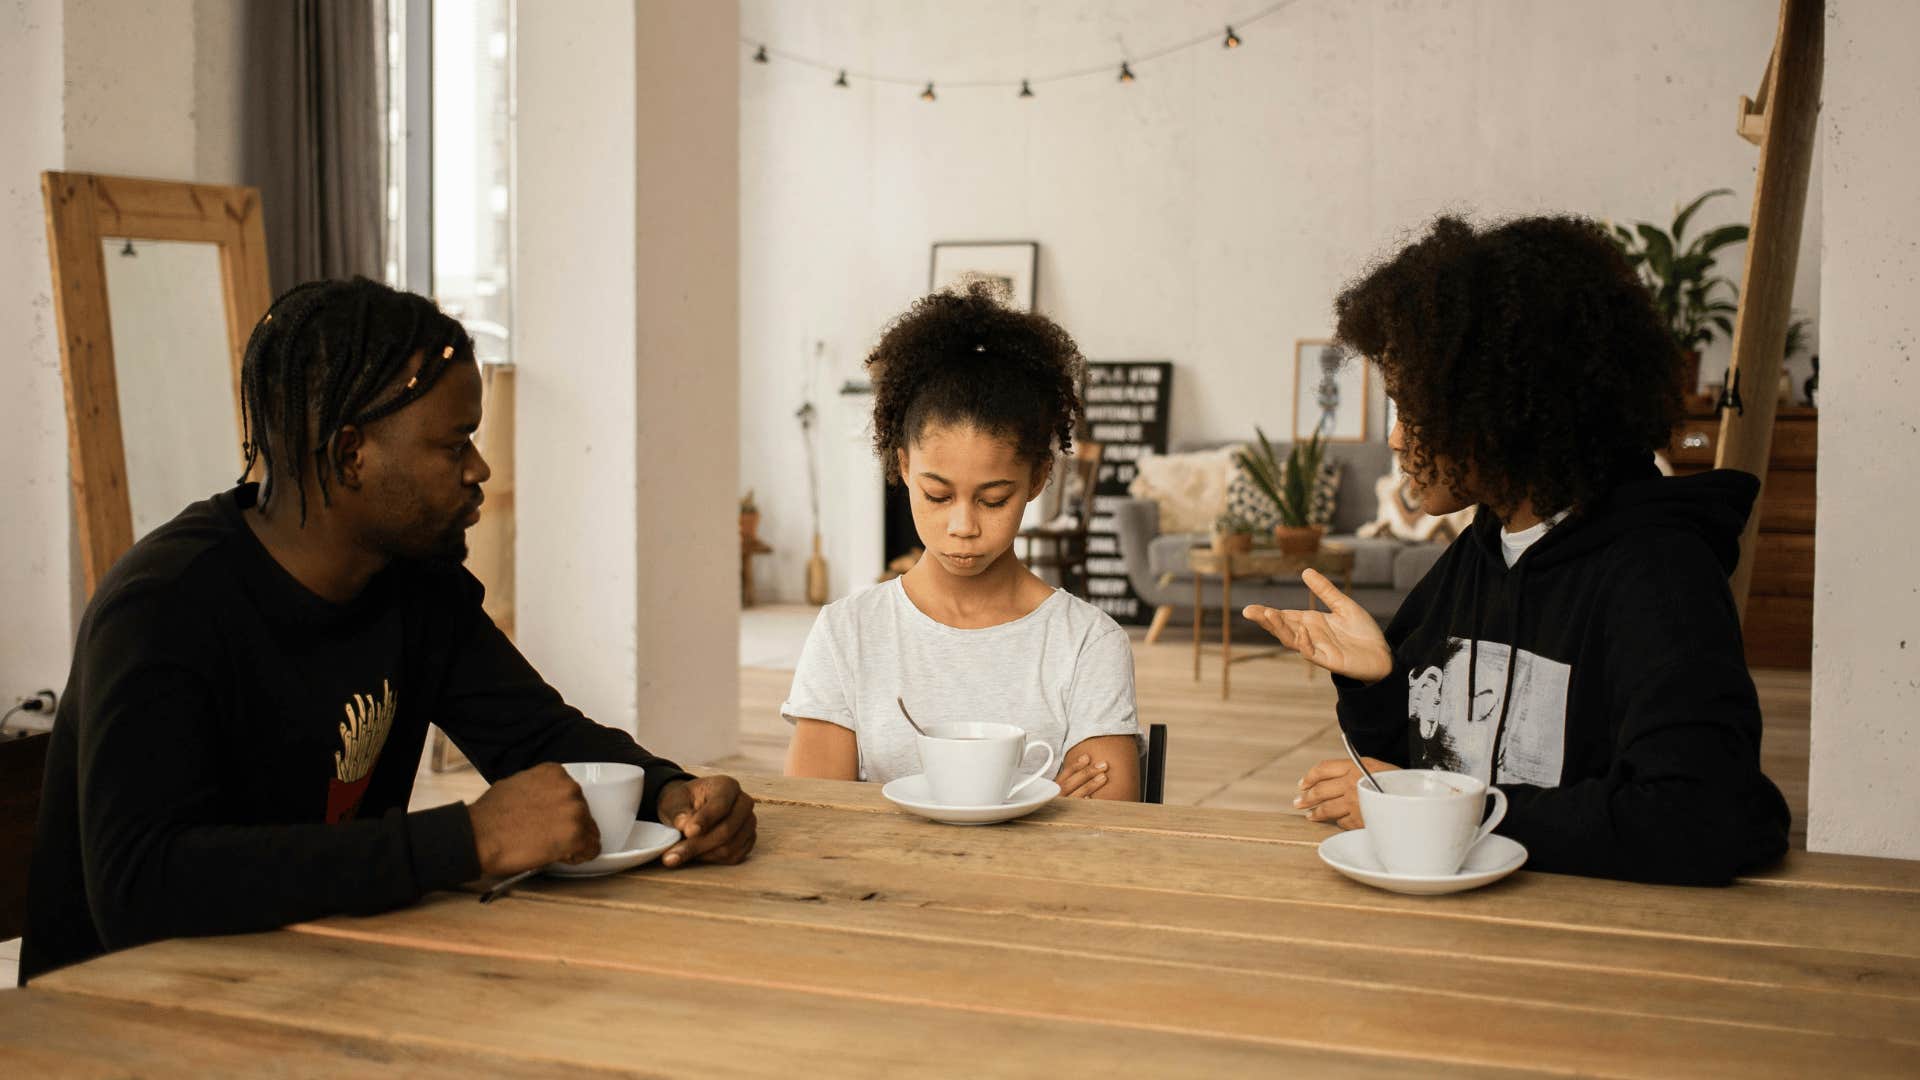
{"left": 930, "top": 241, "right": 1040, "bottom": 312}
{"left": 1293, "top": 338, "right": 1370, "bottom": 443}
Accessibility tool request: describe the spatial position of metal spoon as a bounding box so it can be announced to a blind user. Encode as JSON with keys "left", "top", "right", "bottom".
{"left": 1337, "top": 726, "right": 1382, "bottom": 794}
{"left": 896, "top": 697, "right": 931, "bottom": 738}
{"left": 478, "top": 868, "right": 537, "bottom": 904}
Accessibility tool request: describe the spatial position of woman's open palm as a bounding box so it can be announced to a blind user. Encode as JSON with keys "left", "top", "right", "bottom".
{"left": 1243, "top": 569, "right": 1393, "bottom": 684}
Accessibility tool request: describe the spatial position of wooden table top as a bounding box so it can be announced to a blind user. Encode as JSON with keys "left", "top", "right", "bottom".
{"left": 6, "top": 773, "right": 1919, "bottom": 1077}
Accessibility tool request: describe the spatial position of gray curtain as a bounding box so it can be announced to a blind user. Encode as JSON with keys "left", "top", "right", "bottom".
{"left": 242, "top": 0, "right": 386, "bottom": 295}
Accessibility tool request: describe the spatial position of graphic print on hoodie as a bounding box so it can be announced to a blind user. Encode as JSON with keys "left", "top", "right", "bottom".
{"left": 1335, "top": 458, "right": 1790, "bottom": 884}
{"left": 1407, "top": 638, "right": 1569, "bottom": 788}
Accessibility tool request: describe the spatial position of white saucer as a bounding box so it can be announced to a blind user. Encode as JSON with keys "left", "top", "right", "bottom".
{"left": 881, "top": 774, "right": 1060, "bottom": 825}
{"left": 1318, "top": 829, "right": 1527, "bottom": 895}
{"left": 545, "top": 820, "right": 681, "bottom": 878}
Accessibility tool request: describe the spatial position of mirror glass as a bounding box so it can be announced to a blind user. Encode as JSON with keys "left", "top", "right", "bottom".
{"left": 101, "top": 237, "right": 241, "bottom": 539}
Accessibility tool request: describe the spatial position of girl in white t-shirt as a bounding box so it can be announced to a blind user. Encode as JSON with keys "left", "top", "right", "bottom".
{"left": 782, "top": 283, "right": 1142, "bottom": 799}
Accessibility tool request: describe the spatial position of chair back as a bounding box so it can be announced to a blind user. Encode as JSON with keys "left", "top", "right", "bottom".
{"left": 0, "top": 732, "right": 50, "bottom": 940}
{"left": 1066, "top": 441, "right": 1104, "bottom": 534}
{"left": 1141, "top": 723, "right": 1167, "bottom": 805}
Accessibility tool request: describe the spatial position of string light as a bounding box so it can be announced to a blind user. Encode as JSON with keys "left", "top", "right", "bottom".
{"left": 745, "top": 0, "right": 1295, "bottom": 99}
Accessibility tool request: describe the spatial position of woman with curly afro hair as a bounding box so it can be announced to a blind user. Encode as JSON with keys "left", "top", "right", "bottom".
{"left": 781, "top": 283, "right": 1143, "bottom": 800}
{"left": 1243, "top": 215, "right": 1788, "bottom": 885}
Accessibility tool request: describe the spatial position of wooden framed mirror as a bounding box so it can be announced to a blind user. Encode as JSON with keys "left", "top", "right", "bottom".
{"left": 41, "top": 171, "right": 273, "bottom": 595}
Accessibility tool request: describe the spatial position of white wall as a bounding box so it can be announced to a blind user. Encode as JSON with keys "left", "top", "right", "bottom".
{"left": 739, "top": 0, "right": 1823, "bottom": 601}
{"left": 1809, "top": 0, "right": 1920, "bottom": 861}
{"left": 514, "top": 2, "right": 643, "bottom": 742}
{"left": 516, "top": 1, "right": 740, "bottom": 764}
{"left": 1, "top": 0, "right": 245, "bottom": 706}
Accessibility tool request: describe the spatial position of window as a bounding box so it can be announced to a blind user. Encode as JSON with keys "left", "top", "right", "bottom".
{"left": 383, "top": 0, "right": 514, "bottom": 365}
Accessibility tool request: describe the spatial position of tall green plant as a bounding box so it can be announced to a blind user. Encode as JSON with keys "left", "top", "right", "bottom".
{"left": 1235, "top": 426, "right": 1326, "bottom": 529}
{"left": 1608, "top": 188, "right": 1749, "bottom": 355}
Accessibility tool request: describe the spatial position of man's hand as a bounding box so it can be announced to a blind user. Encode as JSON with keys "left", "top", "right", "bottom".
{"left": 656, "top": 775, "right": 757, "bottom": 867}
{"left": 1243, "top": 569, "right": 1393, "bottom": 684}
{"left": 468, "top": 762, "right": 600, "bottom": 876}
{"left": 1294, "top": 756, "right": 1400, "bottom": 830}
{"left": 1054, "top": 753, "right": 1110, "bottom": 799}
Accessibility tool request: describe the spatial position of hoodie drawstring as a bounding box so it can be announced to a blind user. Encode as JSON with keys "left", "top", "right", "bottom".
{"left": 1466, "top": 545, "right": 1528, "bottom": 788}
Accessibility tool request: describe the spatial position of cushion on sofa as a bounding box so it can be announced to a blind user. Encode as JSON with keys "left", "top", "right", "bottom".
{"left": 1128, "top": 447, "right": 1238, "bottom": 534}
{"left": 1392, "top": 541, "right": 1449, "bottom": 591}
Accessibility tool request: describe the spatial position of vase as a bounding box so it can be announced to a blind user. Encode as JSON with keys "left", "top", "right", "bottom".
{"left": 1273, "top": 524, "right": 1325, "bottom": 555}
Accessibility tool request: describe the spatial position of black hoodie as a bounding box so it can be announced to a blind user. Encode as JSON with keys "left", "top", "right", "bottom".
{"left": 1337, "top": 460, "right": 1790, "bottom": 884}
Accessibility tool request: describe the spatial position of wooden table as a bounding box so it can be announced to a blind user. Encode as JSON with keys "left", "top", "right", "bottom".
{"left": 6, "top": 774, "right": 1919, "bottom": 1077}
{"left": 1189, "top": 542, "right": 1356, "bottom": 699}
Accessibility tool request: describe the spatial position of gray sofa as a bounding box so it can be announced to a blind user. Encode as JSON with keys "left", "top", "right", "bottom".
{"left": 1114, "top": 440, "right": 1447, "bottom": 628}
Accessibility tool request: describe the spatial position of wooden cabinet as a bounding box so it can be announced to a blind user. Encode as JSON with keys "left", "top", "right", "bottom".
{"left": 1667, "top": 407, "right": 1817, "bottom": 668}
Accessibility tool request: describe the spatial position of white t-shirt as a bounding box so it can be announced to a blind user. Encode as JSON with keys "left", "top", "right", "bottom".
{"left": 781, "top": 578, "right": 1142, "bottom": 785}
{"left": 1500, "top": 510, "right": 1572, "bottom": 567}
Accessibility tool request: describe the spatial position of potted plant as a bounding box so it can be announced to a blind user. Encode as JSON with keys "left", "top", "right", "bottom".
{"left": 739, "top": 490, "right": 760, "bottom": 543}
{"left": 1607, "top": 189, "right": 1750, "bottom": 403}
{"left": 1234, "top": 426, "right": 1327, "bottom": 555}
{"left": 1211, "top": 513, "right": 1256, "bottom": 555}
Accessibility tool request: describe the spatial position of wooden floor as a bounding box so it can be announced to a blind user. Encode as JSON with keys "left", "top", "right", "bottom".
{"left": 718, "top": 622, "right": 1815, "bottom": 850}
{"left": 414, "top": 615, "right": 1812, "bottom": 850}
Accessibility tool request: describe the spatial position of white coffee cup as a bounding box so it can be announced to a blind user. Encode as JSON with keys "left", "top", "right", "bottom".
{"left": 562, "top": 762, "right": 646, "bottom": 857}
{"left": 1357, "top": 768, "right": 1507, "bottom": 877}
{"left": 916, "top": 722, "right": 1056, "bottom": 807}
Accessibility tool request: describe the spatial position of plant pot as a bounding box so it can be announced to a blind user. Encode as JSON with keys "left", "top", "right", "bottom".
{"left": 738, "top": 511, "right": 760, "bottom": 543}
{"left": 1680, "top": 349, "right": 1703, "bottom": 398}
{"left": 1273, "top": 524, "right": 1325, "bottom": 555}
{"left": 1211, "top": 532, "right": 1253, "bottom": 556}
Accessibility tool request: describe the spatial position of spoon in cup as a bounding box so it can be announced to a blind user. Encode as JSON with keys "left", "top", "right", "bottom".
{"left": 896, "top": 697, "right": 931, "bottom": 738}
{"left": 1337, "top": 727, "right": 1382, "bottom": 795}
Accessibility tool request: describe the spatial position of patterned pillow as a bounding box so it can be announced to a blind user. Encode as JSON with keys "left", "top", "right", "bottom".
{"left": 1355, "top": 457, "right": 1475, "bottom": 542}
{"left": 1225, "top": 453, "right": 1342, "bottom": 530}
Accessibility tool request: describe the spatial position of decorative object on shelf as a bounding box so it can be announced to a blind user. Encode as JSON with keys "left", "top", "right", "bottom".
{"left": 797, "top": 346, "right": 830, "bottom": 605}
{"left": 1235, "top": 426, "right": 1327, "bottom": 554}
{"left": 1606, "top": 189, "right": 1750, "bottom": 402}
{"left": 1780, "top": 314, "right": 1812, "bottom": 405}
{"left": 1803, "top": 353, "right": 1819, "bottom": 408}
{"left": 742, "top": 2, "right": 1291, "bottom": 100}
{"left": 738, "top": 489, "right": 760, "bottom": 542}
{"left": 1293, "top": 339, "right": 1369, "bottom": 443}
{"left": 1210, "top": 513, "right": 1256, "bottom": 555}
{"left": 929, "top": 241, "right": 1039, "bottom": 312}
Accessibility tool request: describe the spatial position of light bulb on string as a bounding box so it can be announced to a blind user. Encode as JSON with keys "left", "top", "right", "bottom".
{"left": 1223, "top": 26, "right": 1242, "bottom": 49}
{"left": 1118, "top": 61, "right": 1135, "bottom": 84}
{"left": 920, "top": 82, "right": 936, "bottom": 102}
{"left": 834, "top": 70, "right": 849, "bottom": 88}
{"left": 1018, "top": 79, "right": 1034, "bottom": 98}
{"left": 753, "top": 45, "right": 768, "bottom": 63}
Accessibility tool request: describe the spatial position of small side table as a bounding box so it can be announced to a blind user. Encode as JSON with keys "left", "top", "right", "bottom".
{"left": 1186, "top": 543, "right": 1356, "bottom": 699}
{"left": 741, "top": 537, "right": 774, "bottom": 607}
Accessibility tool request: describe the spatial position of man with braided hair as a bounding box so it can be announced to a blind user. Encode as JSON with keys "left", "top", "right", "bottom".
{"left": 22, "top": 277, "right": 756, "bottom": 983}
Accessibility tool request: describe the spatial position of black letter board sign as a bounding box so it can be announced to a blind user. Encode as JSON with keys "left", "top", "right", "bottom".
{"left": 1082, "top": 361, "right": 1172, "bottom": 624}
